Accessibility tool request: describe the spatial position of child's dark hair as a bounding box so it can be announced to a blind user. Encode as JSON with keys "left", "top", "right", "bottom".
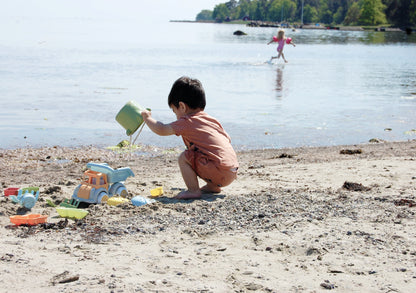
{"left": 168, "top": 76, "right": 206, "bottom": 110}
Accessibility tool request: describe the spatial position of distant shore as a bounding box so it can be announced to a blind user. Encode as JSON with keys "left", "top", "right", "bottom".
{"left": 170, "top": 19, "right": 405, "bottom": 32}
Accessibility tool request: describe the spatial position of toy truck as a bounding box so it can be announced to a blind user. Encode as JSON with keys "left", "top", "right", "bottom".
{"left": 72, "top": 163, "right": 134, "bottom": 204}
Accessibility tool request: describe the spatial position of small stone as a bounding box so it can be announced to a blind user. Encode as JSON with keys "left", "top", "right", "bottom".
{"left": 306, "top": 247, "right": 320, "bottom": 256}
{"left": 246, "top": 283, "right": 262, "bottom": 290}
{"left": 320, "top": 281, "right": 335, "bottom": 290}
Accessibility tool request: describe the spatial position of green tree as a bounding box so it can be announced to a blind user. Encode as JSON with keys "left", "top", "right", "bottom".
{"left": 269, "top": 0, "right": 297, "bottom": 21}
{"left": 213, "top": 3, "right": 230, "bottom": 21}
{"left": 226, "top": 0, "right": 238, "bottom": 10}
{"left": 269, "top": 0, "right": 281, "bottom": 21}
{"left": 412, "top": 0, "right": 416, "bottom": 25}
{"left": 196, "top": 10, "right": 213, "bottom": 21}
{"left": 319, "top": 0, "right": 333, "bottom": 24}
{"left": 359, "top": 0, "right": 387, "bottom": 25}
{"left": 303, "top": 4, "right": 319, "bottom": 23}
{"left": 343, "top": 1, "right": 361, "bottom": 25}
{"left": 283, "top": 0, "right": 297, "bottom": 21}
{"left": 333, "top": 6, "right": 345, "bottom": 24}
{"left": 198, "top": 0, "right": 416, "bottom": 26}
{"left": 385, "top": 0, "right": 416, "bottom": 27}
{"left": 252, "top": 0, "right": 270, "bottom": 20}
{"left": 237, "top": 0, "right": 252, "bottom": 19}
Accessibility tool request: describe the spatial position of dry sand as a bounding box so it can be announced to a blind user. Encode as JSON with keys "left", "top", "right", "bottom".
{"left": 0, "top": 140, "right": 415, "bottom": 292}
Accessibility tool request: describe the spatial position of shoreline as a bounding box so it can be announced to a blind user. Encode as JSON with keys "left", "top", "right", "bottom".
{"left": 1, "top": 137, "right": 414, "bottom": 152}
{"left": 1, "top": 140, "right": 415, "bottom": 292}
{"left": 170, "top": 19, "right": 406, "bottom": 32}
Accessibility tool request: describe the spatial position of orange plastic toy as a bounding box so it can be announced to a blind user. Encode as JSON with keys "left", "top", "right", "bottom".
{"left": 10, "top": 214, "right": 48, "bottom": 226}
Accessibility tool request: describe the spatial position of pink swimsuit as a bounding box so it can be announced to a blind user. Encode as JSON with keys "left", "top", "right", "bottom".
{"left": 273, "top": 36, "right": 285, "bottom": 51}
{"left": 277, "top": 39, "right": 285, "bottom": 51}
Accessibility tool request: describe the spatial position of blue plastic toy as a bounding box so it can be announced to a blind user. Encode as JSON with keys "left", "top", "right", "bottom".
{"left": 131, "top": 196, "right": 155, "bottom": 207}
{"left": 9, "top": 187, "right": 40, "bottom": 209}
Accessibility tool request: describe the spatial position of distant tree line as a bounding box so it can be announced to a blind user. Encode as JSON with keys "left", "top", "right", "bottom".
{"left": 196, "top": 0, "right": 416, "bottom": 28}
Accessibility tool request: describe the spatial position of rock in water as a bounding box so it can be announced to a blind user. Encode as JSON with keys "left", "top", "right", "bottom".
{"left": 233, "top": 30, "right": 247, "bottom": 36}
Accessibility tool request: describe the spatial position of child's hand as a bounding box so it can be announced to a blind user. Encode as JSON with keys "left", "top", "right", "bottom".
{"left": 139, "top": 110, "right": 175, "bottom": 136}
{"left": 141, "top": 110, "right": 151, "bottom": 120}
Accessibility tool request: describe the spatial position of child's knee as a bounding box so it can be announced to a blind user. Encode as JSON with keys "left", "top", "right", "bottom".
{"left": 180, "top": 150, "right": 196, "bottom": 171}
{"left": 178, "top": 151, "right": 186, "bottom": 163}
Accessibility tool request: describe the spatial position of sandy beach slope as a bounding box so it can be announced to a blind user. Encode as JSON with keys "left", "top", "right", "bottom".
{"left": 0, "top": 140, "right": 415, "bottom": 292}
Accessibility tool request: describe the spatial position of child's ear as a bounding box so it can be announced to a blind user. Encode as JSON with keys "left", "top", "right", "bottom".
{"left": 178, "top": 101, "right": 187, "bottom": 111}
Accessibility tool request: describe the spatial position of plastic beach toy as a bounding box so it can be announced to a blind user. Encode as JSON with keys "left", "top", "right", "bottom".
{"left": 60, "top": 198, "right": 80, "bottom": 208}
{"left": 131, "top": 196, "right": 155, "bottom": 207}
{"left": 107, "top": 196, "right": 129, "bottom": 206}
{"left": 56, "top": 207, "right": 89, "bottom": 219}
{"left": 71, "top": 162, "right": 134, "bottom": 204}
{"left": 116, "top": 101, "right": 146, "bottom": 136}
{"left": 10, "top": 214, "right": 48, "bottom": 226}
{"left": 150, "top": 187, "right": 163, "bottom": 197}
{"left": 9, "top": 187, "right": 40, "bottom": 209}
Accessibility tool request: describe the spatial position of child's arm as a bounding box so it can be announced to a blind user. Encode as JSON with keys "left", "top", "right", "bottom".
{"left": 267, "top": 36, "right": 278, "bottom": 45}
{"left": 141, "top": 110, "right": 175, "bottom": 136}
{"left": 286, "top": 37, "right": 296, "bottom": 47}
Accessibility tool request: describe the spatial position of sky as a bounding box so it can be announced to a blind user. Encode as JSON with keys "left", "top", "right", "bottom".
{"left": 3, "top": 0, "right": 223, "bottom": 21}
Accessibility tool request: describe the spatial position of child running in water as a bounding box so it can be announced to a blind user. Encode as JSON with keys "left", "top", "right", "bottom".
{"left": 267, "top": 29, "right": 296, "bottom": 63}
{"left": 141, "top": 76, "right": 239, "bottom": 199}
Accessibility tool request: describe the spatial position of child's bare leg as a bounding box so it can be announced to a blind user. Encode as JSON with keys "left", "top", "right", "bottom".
{"left": 201, "top": 182, "right": 221, "bottom": 194}
{"left": 175, "top": 152, "right": 202, "bottom": 199}
{"left": 281, "top": 52, "right": 288, "bottom": 63}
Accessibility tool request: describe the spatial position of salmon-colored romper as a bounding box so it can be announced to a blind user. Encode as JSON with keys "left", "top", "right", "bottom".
{"left": 170, "top": 111, "right": 238, "bottom": 188}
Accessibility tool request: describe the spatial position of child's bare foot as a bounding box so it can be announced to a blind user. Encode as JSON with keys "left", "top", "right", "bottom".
{"left": 174, "top": 190, "right": 202, "bottom": 199}
{"left": 200, "top": 184, "right": 221, "bottom": 194}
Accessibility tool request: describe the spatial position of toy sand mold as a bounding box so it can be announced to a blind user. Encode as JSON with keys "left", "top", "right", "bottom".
{"left": 116, "top": 101, "right": 149, "bottom": 145}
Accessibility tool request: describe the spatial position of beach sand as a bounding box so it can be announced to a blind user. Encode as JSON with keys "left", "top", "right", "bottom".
{"left": 0, "top": 140, "right": 415, "bottom": 292}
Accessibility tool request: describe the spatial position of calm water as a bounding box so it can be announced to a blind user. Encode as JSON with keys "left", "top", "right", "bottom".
{"left": 1, "top": 17, "right": 416, "bottom": 150}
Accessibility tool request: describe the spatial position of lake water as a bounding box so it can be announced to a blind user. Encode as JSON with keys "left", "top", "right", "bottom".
{"left": 1, "top": 17, "right": 415, "bottom": 150}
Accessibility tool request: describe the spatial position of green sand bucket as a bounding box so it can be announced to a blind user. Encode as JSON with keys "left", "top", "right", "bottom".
{"left": 115, "top": 101, "right": 145, "bottom": 136}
